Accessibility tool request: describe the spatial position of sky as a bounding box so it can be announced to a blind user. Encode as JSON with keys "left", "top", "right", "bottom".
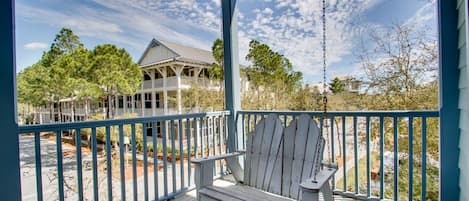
{"left": 15, "top": 0, "right": 437, "bottom": 84}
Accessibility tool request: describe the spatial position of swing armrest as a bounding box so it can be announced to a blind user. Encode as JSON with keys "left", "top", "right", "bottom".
{"left": 300, "top": 167, "right": 337, "bottom": 191}
{"left": 192, "top": 152, "right": 245, "bottom": 190}
{"left": 191, "top": 152, "right": 244, "bottom": 164}
{"left": 321, "top": 161, "right": 338, "bottom": 169}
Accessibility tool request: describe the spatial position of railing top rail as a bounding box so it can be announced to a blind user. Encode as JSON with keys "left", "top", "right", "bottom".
{"left": 238, "top": 110, "right": 439, "bottom": 117}
{"left": 18, "top": 111, "right": 230, "bottom": 133}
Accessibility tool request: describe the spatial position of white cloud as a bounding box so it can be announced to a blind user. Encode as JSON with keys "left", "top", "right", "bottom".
{"left": 24, "top": 42, "right": 48, "bottom": 50}
{"left": 16, "top": 0, "right": 222, "bottom": 51}
{"left": 16, "top": 0, "right": 434, "bottom": 83}
{"left": 237, "top": 0, "right": 381, "bottom": 79}
{"left": 404, "top": 1, "right": 437, "bottom": 30}
{"left": 88, "top": 0, "right": 222, "bottom": 50}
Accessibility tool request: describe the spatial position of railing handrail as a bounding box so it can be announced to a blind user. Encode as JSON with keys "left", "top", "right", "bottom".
{"left": 238, "top": 110, "right": 439, "bottom": 117}
{"left": 18, "top": 110, "right": 230, "bottom": 133}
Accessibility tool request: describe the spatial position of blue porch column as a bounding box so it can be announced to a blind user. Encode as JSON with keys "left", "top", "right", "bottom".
{"left": 221, "top": 0, "right": 241, "bottom": 152}
{"left": 0, "top": 0, "right": 22, "bottom": 200}
{"left": 438, "top": 0, "right": 460, "bottom": 200}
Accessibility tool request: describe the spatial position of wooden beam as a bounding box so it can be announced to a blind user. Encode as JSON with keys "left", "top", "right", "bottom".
{"left": 221, "top": 0, "right": 241, "bottom": 152}
{"left": 0, "top": 0, "right": 21, "bottom": 200}
{"left": 438, "top": 0, "right": 461, "bottom": 200}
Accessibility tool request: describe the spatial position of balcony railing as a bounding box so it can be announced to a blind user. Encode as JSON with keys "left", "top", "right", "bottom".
{"left": 18, "top": 110, "right": 439, "bottom": 201}
{"left": 18, "top": 111, "right": 230, "bottom": 201}
{"left": 237, "top": 110, "right": 439, "bottom": 201}
{"left": 141, "top": 76, "right": 222, "bottom": 91}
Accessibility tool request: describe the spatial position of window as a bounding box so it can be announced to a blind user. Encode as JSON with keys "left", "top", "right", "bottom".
{"left": 156, "top": 93, "right": 160, "bottom": 108}
{"left": 155, "top": 72, "right": 163, "bottom": 79}
{"left": 127, "top": 96, "right": 132, "bottom": 108}
{"left": 145, "top": 93, "right": 152, "bottom": 109}
{"left": 143, "top": 73, "right": 151, "bottom": 80}
{"left": 134, "top": 94, "right": 141, "bottom": 108}
{"left": 183, "top": 68, "right": 190, "bottom": 76}
{"left": 118, "top": 96, "right": 124, "bottom": 108}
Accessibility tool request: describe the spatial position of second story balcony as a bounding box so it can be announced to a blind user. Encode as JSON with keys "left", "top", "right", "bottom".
{"left": 141, "top": 76, "right": 222, "bottom": 92}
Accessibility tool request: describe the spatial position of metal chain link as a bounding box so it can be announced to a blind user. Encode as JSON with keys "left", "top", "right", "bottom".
{"left": 321, "top": 0, "right": 332, "bottom": 164}
{"left": 314, "top": 0, "right": 331, "bottom": 182}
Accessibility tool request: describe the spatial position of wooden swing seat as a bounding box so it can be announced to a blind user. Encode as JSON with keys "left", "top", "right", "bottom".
{"left": 192, "top": 114, "right": 337, "bottom": 201}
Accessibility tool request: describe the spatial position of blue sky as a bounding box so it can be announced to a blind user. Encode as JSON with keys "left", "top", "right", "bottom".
{"left": 15, "top": 0, "right": 437, "bottom": 84}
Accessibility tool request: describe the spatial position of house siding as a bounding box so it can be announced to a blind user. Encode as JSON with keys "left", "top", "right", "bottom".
{"left": 140, "top": 43, "right": 178, "bottom": 66}
{"left": 458, "top": 0, "right": 469, "bottom": 200}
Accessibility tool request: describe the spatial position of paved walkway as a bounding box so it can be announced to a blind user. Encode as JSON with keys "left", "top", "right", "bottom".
{"left": 19, "top": 135, "right": 203, "bottom": 201}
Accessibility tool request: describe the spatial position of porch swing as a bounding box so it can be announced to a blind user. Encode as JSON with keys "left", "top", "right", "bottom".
{"left": 191, "top": 0, "right": 338, "bottom": 200}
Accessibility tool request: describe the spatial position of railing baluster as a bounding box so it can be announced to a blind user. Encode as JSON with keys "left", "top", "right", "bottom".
{"left": 151, "top": 122, "right": 157, "bottom": 201}
{"left": 56, "top": 130, "right": 64, "bottom": 201}
{"left": 91, "top": 128, "right": 98, "bottom": 201}
{"left": 131, "top": 124, "right": 138, "bottom": 201}
{"left": 225, "top": 115, "right": 229, "bottom": 154}
{"left": 75, "top": 129, "right": 84, "bottom": 201}
{"left": 204, "top": 118, "right": 208, "bottom": 157}
{"left": 342, "top": 116, "right": 347, "bottom": 191}
{"left": 234, "top": 113, "right": 239, "bottom": 149}
{"left": 34, "top": 131, "right": 43, "bottom": 201}
{"left": 218, "top": 116, "right": 223, "bottom": 175}
{"left": 199, "top": 117, "right": 204, "bottom": 158}
{"left": 330, "top": 116, "right": 335, "bottom": 189}
{"left": 353, "top": 116, "right": 358, "bottom": 194}
{"left": 393, "top": 116, "right": 399, "bottom": 201}
{"left": 186, "top": 119, "right": 191, "bottom": 186}
{"left": 170, "top": 120, "right": 177, "bottom": 193}
{"left": 366, "top": 116, "right": 371, "bottom": 197}
{"left": 241, "top": 114, "right": 245, "bottom": 150}
{"left": 247, "top": 114, "right": 251, "bottom": 134}
{"left": 422, "top": 117, "right": 427, "bottom": 201}
{"left": 212, "top": 117, "right": 216, "bottom": 157}
{"left": 194, "top": 118, "right": 198, "bottom": 158}
{"left": 118, "top": 125, "right": 126, "bottom": 201}
{"left": 408, "top": 116, "right": 414, "bottom": 200}
{"left": 211, "top": 117, "right": 217, "bottom": 174}
{"left": 379, "top": 116, "right": 385, "bottom": 199}
{"left": 162, "top": 121, "right": 168, "bottom": 197}
{"left": 105, "top": 126, "right": 113, "bottom": 200}
{"left": 179, "top": 119, "right": 184, "bottom": 190}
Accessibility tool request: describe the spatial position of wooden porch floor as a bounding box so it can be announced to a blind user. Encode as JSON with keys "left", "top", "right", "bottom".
{"left": 174, "top": 175, "right": 356, "bottom": 201}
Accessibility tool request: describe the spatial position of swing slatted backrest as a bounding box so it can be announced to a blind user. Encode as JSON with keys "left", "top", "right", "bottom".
{"left": 244, "top": 114, "right": 325, "bottom": 200}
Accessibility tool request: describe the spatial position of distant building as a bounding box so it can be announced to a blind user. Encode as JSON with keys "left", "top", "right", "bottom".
{"left": 31, "top": 39, "right": 249, "bottom": 124}
{"left": 117, "top": 39, "right": 220, "bottom": 117}
{"left": 307, "top": 76, "right": 362, "bottom": 95}
{"left": 337, "top": 76, "right": 362, "bottom": 93}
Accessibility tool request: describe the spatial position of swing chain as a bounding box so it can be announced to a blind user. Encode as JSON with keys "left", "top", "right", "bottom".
{"left": 314, "top": 0, "right": 331, "bottom": 182}
{"left": 322, "top": 0, "right": 332, "bottom": 166}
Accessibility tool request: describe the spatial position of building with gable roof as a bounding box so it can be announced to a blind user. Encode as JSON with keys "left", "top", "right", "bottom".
{"left": 31, "top": 39, "right": 224, "bottom": 124}
{"left": 116, "top": 39, "right": 222, "bottom": 118}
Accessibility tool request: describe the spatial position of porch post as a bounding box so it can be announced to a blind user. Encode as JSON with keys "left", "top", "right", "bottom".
{"left": 170, "top": 65, "right": 183, "bottom": 114}
{"left": 141, "top": 92, "right": 145, "bottom": 117}
{"left": 221, "top": 0, "right": 241, "bottom": 152}
{"left": 162, "top": 67, "right": 169, "bottom": 114}
{"left": 0, "top": 0, "right": 21, "bottom": 200}
{"left": 151, "top": 69, "right": 156, "bottom": 116}
{"left": 438, "top": 0, "right": 460, "bottom": 200}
